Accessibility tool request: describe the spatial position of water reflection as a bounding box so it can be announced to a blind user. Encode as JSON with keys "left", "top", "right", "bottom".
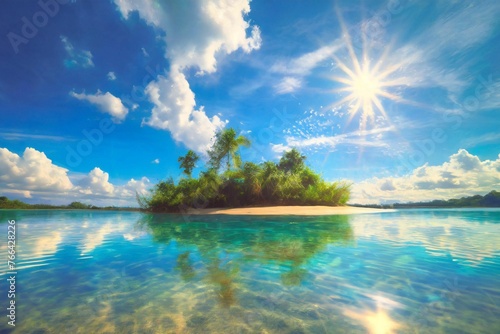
{"left": 0, "top": 209, "right": 499, "bottom": 333}
{"left": 351, "top": 209, "right": 500, "bottom": 264}
{"left": 138, "top": 213, "right": 354, "bottom": 294}
{"left": 0, "top": 210, "right": 144, "bottom": 274}
{"left": 206, "top": 258, "right": 239, "bottom": 308}
{"left": 175, "top": 251, "right": 196, "bottom": 282}
{"left": 343, "top": 295, "right": 403, "bottom": 334}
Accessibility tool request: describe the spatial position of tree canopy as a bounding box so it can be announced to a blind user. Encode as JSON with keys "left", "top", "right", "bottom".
{"left": 278, "top": 148, "right": 306, "bottom": 173}
{"left": 140, "top": 127, "right": 351, "bottom": 212}
{"left": 178, "top": 150, "right": 199, "bottom": 177}
{"left": 207, "top": 128, "right": 250, "bottom": 172}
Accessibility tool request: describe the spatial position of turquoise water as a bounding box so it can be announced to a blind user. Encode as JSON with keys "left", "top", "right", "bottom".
{"left": 0, "top": 209, "right": 499, "bottom": 333}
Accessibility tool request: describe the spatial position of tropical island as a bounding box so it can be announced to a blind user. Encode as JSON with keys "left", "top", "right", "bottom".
{"left": 137, "top": 128, "right": 351, "bottom": 213}
{"left": 2, "top": 128, "right": 499, "bottom": 214}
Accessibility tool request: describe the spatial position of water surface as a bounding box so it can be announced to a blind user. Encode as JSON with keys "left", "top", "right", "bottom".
{"left": 0, "top": 209, "right": 499, "bottom": 333}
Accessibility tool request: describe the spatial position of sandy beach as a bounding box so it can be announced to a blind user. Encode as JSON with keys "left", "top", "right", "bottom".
{"left": 185, "top": 205, "right": 389, "bottom": 215}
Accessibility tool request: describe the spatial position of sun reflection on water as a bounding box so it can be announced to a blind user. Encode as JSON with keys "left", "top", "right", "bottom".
{"left": 344, "top": 295, "right": 402, "bottom": 334}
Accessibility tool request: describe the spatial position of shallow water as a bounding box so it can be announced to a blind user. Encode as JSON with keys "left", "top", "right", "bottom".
{"left": 0, "top": 209, "right": 499, "bottom": 333}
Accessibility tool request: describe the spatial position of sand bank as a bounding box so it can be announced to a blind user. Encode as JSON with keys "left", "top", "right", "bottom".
{"left": 185, "top": 205, "right": 389, "bottom": 216}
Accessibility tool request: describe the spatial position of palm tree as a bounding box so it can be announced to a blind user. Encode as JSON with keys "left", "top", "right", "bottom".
{"left": 278, "top": 148, "right": 306, "bottom": 173}
{"left": 178, "top": 150, "right": 199, "bottom": 178}
{"left": 208, "top": 128, "right": 250, "bottom": 172}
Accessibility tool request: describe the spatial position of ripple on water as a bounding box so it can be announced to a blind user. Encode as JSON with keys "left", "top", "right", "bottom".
{"left": 1, "top": 209, "right": 499, "bottom": 333}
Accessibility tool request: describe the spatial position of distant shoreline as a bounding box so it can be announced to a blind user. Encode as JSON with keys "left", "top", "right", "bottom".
{"left": 185, "top": 205, "right": 390, "bottom": 216}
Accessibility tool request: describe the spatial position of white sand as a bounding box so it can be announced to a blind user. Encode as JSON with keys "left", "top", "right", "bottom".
{"left": 185, "top": 205, "right": 388, "bottom": 216}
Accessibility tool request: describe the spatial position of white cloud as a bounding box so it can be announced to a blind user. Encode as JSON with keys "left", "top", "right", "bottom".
{"left": 115, "top": 0, "right": 261, "bottom": 74}
{"left": 271, "top": 43, "right": 340, "bottom": 76}
{"left": 0, "top": 147, "right": 152, "bottom": 207}
{"left": 478, "top": 80, "right": 500, "bottom": 111}
{"left": 271, "top": 43, "right": 341, "bottom": 94}
{"left": 350, "top": 149, "right": 500, "bottom": 204}
{"left": 122, "top": 177, "right": 152, "bottom": 197}
{"left": 70, "top": 90, "right": 129, "bottom": 123}
{"left": 272, "top": 126, "right": 396, "bottom": 153}
{"left": 77, "top": 167, "right": 115, "bottom": 195}
{"left": 274, "top": 77, "right": 302, "bottom": 94}
{"left": 462, "top": 132, "right": 500, "bottom": 148}
{"left": 113, "top": 0, "right": 261, "bottom": 152}
{"left": 107, "top": 71, "right": 117, "bottom": 81}
{"left": 144, "top": 68, "right": 227, "bottom": 153}
{"left": 60, "top": 35, "right": 94, "bottom": 68}
{"left": 0, "top": 132, "right": 68, "bottom": 141}
{"left": 380, "top": 2, "right": 500, "bottom": 97}
{"left": 152, "top": 158, "right": 159, "bottom": 164}
{"left": 0, "top": 147, "right": 73, "bottom": 197}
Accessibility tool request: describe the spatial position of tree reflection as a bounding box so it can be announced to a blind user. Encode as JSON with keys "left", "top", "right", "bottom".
{"left": 206, "top": 258, "right": 239, "bottom": 308}
{"left": 175, "top": 251, "right": 196, "bottom": 282}
{"left": 281, "top": 266, "right": 308, "bottom": 286}
{"left": 137, "top": 214, "right": 354, "bottom": 303}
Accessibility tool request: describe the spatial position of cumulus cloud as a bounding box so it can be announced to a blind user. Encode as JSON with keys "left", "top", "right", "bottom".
{"left": 152, "top": 158, "right": 159, "bottom": 164}
{"left": 0, "top": 147, "right": 73, "bottom": 196}
{"left": 115, "top": 0, "right": 261, "bottom": 73}
{"left": 144, "top": 68, "right": 226, "bottom": 152}
{"left": 350, "top": 149, "right": 500, "bottom": 204}
{"left": 113, "top": 0, "right": 261, "bottom": 152}
{"left": 77, "top": 167, "right": 115, "bottom": 195}
{"left": 60, "top": 35, "right": 94, "bottom": 68}
{"left": 0, "top": 147, "right": 152, "bottom": 207}
{"left": 70, "top": 90, "right": 129, "bottom": 123}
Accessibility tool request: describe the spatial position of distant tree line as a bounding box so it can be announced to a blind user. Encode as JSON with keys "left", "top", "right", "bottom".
{"left": 0, "top": 197, "right": 138, "bottom": 211}
{"left": 140, "top": 127, "right": 351, "bottom": 212}
{"left": 351, "top": 190, "right": 500, "bottom": 208}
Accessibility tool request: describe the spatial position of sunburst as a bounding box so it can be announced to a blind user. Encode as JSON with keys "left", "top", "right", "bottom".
{"left": 330, "top": 7, "right": 408, "bottom": 130}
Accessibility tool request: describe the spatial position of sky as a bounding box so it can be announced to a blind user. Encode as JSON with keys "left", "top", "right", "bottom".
{"left": 0, "top": 0, "right": 499, "bottom": 206}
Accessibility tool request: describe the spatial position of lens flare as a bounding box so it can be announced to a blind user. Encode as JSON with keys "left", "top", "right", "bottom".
{"left": 330, "top": 7, "right": 409, "bottom": 131}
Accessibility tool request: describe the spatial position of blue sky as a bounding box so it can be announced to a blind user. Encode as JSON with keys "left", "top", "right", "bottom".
{"left": 1, "top": 0, "right": 499, "bottom": 206}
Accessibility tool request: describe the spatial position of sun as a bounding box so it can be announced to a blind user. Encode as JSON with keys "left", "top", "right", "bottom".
{"left": 330, "top": 7, "right": 408, "bottom": 130}
{"left": 334, "top": 56, "right": 393, "bottom": 129}
{"left": 351, "top": 66, "right": 381, "bottom": 102}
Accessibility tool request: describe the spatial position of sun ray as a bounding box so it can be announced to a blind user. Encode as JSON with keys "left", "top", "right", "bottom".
{"left": 333, "top": 55, "right": 358, "bottom": 79}
{"left": 335, "top": 6, "right": 363, "bottom": 74}
{"left": 330, "top": 7, "right": 411, "bottom": 132}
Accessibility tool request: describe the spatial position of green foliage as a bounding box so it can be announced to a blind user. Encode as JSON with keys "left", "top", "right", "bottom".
{"left": 278, "top": 148, "right": 306, "bottom": 174}
{"left": 178, "top": 150, "right": 199, "bottom": 177}
{"left": 147, "top": 178, "right": 180, "bottom": 212}
{"left": 0, "top": 197, "right": 31, "bottom": 209}
{"left": 68, "top": 201, "right": 90, "bottom": 209}
{"left": 207, "top": 128, "right": 250, "bottom": 172}
{"left": 142, "top": 128, "right": 352, "bottom": 212}
{"left": 0, "top": 196, "right": 139, "bottom": 210}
